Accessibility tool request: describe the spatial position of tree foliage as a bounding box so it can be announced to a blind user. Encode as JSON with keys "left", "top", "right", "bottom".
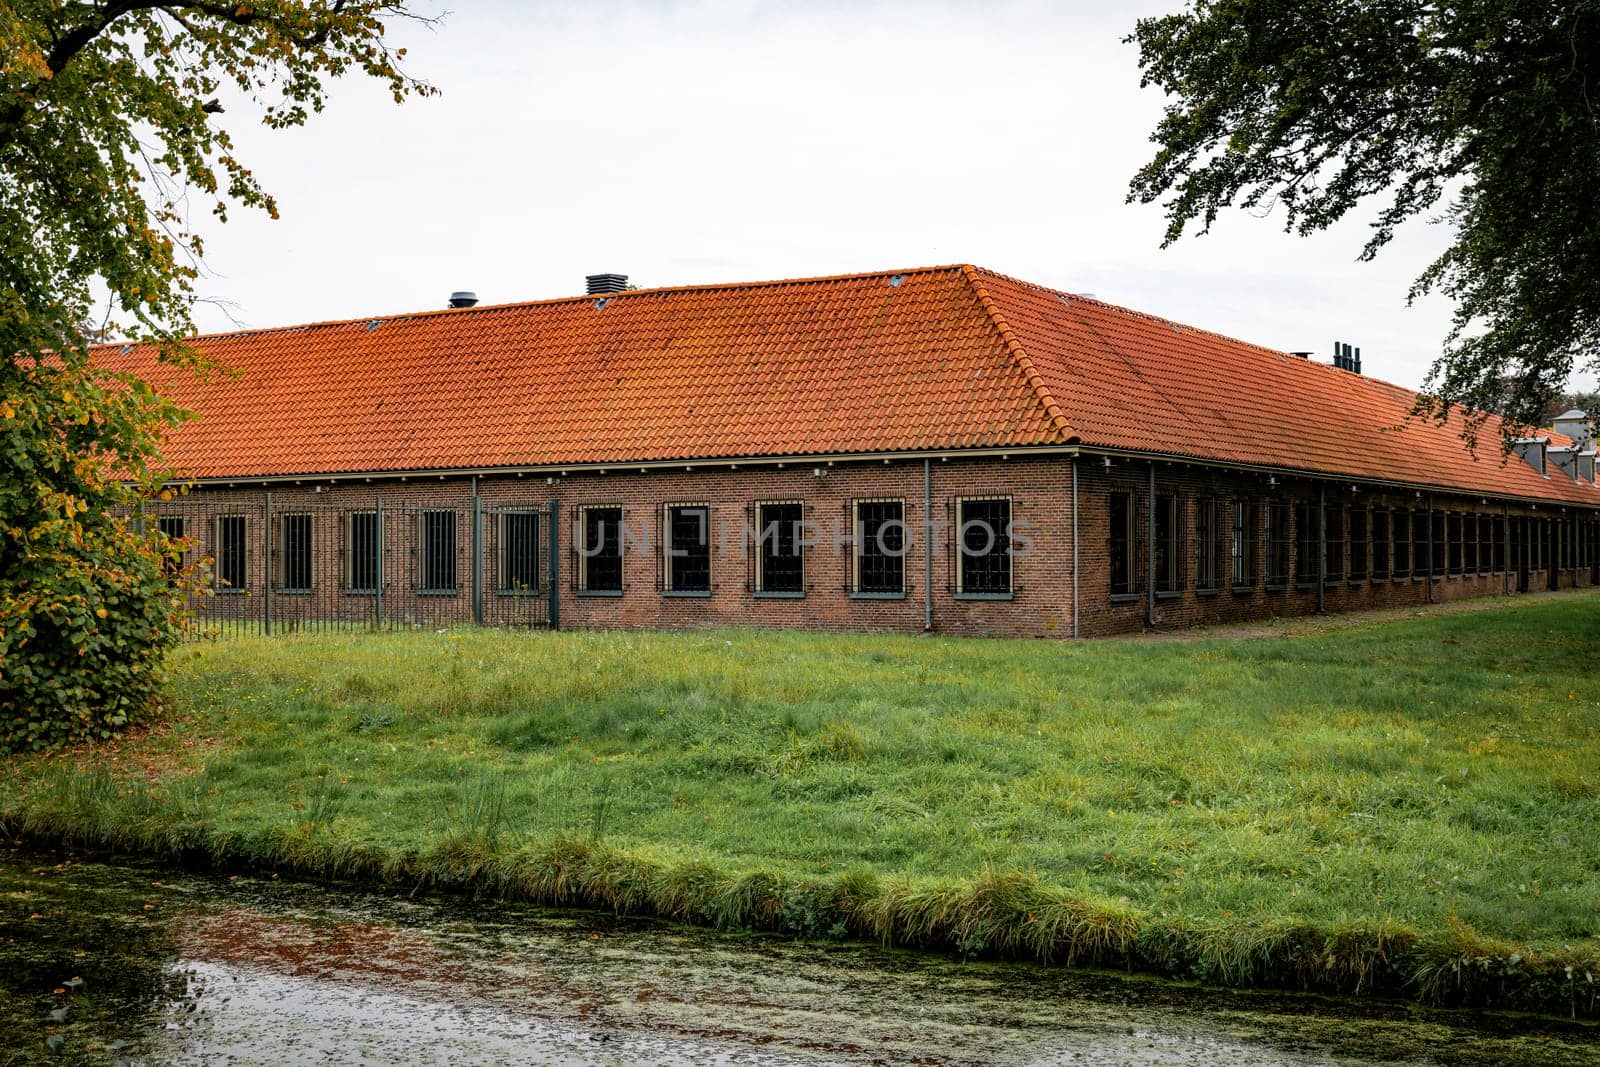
{"left": 1127, "top": 0, "right": 1600, "bottom": 439}
{"left": 1, "top": 1, "right": 432, "bottom": 750}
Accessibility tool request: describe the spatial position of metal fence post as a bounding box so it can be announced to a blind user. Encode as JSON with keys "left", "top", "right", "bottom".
{"left": 263, "top": 492, "right": 273, "bottom": 636}
{"left": 548, "top": 498, "right": 560, "bottom": 630}
{"left": 375, "top": 496, "right": 385, "bottom": 630}
{"left": 472, "top": 476, "right": 484, "bottom": 625}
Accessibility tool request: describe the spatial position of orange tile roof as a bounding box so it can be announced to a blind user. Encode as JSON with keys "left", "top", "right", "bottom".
{"left": 100, "top": 264, "right": 1600, "bottom": 508}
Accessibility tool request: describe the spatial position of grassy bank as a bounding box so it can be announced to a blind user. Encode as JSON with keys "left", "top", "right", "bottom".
{"left": 4, "top": 593, "right": 1600, "bottom": 1015}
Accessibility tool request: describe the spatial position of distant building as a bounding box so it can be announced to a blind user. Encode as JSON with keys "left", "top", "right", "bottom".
{"left": 109, "top": 265, "right": 1600, "bottom": 637}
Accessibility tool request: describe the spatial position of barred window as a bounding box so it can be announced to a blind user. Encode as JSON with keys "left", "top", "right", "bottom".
{"left": 665, "top": 504, "right": 711, "bottom": 593}
{"left": 755, "top": 502, "right": 804, "bottom": 594}
{"left": 1265, "top": 501, "right": 1289, "bottom": 586}
{"left": 1371, "top": 508, "right": 1390, "bottom": 579}
{"left": 1325, "top": 506, "right": 1345, "bottom": 581}
{"left": 1194, "top": 497, "right": 1217, "bottom": 591}
{"left": 347, "top": 511, "right": 378, "bottom": 593}
{"left": 498, "top": 511, "right": 540, "bottom": 593}
{"left": 1448, "top": 513, "right": 1463, "bottom": 576}
{"left": 1109, "top": 491, "right": 1134, "bottom": 595}
{"left": 853, "top": 499, "right": 905, "bottom": 595}
{"left": 1348, "top": 507, "right": 1368, "bottom": 581}
{"left": 1464, "top": 513, "right": 1479, "bottom": 574}
{"left": 419, "top": 509, "right": 458, "bottom": 593}
{"left": 1431, "top": 511, "right": 1447, "bottom": 577}
{"left": 1154, "top": 494, "right": 1180, "bottom": 593}
{"left": 957, "top": 497, "right": 1012, "bottom": 595}
{"left": 277, "top": 513, "right": 313, "bottom": 592}
{"left": 214, "top": 515, "right": 247, "bottom": 592}
{"left": 1394, "top": 508, "right": 1411, "bottom": 577}
{"left": 158, "top": 515, "right": 186, "bottom": 575}
{"left": 1493, "top": 514, "right": 1506, "bottom": 572}
{"left": 1294, "top": 501, "right": 1317, "bottom": 585}
{"left": 1228, "top": 499, "right": 1254, "bottom": 588}
{"left": 578, "top": 506, "right": 623, "bottom": 593}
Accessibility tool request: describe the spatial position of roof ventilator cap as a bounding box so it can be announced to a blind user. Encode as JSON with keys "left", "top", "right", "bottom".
{"left": 586, "top": 274, "right": 628, "bottom": 295}
{"left": 448, "top": 291, "right": 478, "bottom": 309}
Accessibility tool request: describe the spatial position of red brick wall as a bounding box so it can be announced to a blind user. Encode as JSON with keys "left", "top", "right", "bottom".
{"left": 169, "top": 453, "right": 1600, "bottom": 638}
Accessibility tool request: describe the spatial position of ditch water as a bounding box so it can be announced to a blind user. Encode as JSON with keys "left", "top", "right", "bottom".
{"left": 1, "top": 851, "right": 1596, "bottom": 1066}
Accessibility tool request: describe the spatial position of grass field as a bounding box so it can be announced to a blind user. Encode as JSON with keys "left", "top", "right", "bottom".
{"left": 4, "top": 591, "right": 1600, "bottom": 1012}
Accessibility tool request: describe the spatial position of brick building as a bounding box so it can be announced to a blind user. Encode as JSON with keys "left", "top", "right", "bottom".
{"left": 110, "top": 265, "right": 1600, "bottom": 638}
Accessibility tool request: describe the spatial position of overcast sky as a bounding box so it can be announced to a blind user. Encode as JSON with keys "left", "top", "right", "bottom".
{"left": 186, "top": 0, "right": 1586, "bottom": 393}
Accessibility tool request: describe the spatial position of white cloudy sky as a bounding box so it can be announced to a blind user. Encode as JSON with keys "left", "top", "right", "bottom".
{"left": 185, "top": 0, "right": 1582, "bottom": 393}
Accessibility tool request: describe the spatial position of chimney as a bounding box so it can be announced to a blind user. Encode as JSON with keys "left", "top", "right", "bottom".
{"left": 448, "top": 291, "right": 478, "bottom": 309}
{"left": 1552, "top": 408, "right": 1592, "bottom": 446}
{"left": 1331, "top": 341, "right": 1363, "bottom": 373}
{"left": 586, "top": 273, "right": 629, "bottom": 295}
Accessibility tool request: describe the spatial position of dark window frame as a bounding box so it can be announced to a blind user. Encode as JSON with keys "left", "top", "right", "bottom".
{"left": 663, "top": 503, "right": 712, "bottom": 595}
{"left": 1348, "top": 506, "right": 1368, "bottom": 582}
{"left": 157, "top": 515, "right": 187, "bottom": 576}
{"left": 1371, "top": 508, "right": 1390, "bottom": 580}
{"left": 853, "top": 498, "right": 906, "bottom": 597}
{"left": 1194, "top": 496, "right": 1219, "bottom": 592}
{"left": 1154, "top": 493, "right": 1181, "bottom": 595}
{"left": 418, "top": 509, "right": 458, "bottom": 594}
{"left": 1265, "top": 500, "right": 1290, "bottom": 588}
{"left": 1230, "top": 498, "right": 1254, "bottom": 590}
{"left": 496, "top": 509, "right": 541, "bottom": 595}
{"left": 956, "top": 496, "right": 1013, "bottom": 597}
{"left": 754, "top": 500, "right": 805, "bottom": 596}
{"left": 346, "top": 510, "right": 379, "bottom": 594}
{"left": 213, "top": 514, "right": 248, "bottom": 594}
{"left": 1109, "top": 490, "right": 1135, "bottom": 597}
{"left": 577, "top": 505, "right": 624, "bottom": 594}
{"left": 277, "top": 511, "right": 314, "bottom": 593}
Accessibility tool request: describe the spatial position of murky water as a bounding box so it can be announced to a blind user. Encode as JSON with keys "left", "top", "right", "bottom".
{"left": 1, "top": 852, "right": 1596, "bottom": 1066}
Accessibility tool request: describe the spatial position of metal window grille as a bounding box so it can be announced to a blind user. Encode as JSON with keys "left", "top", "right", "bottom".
{"left": 854, "top": 500, "right": 905, "bottom": 594}
{"left": 1477, "top": 514, "right": 1492, "bottom": 572}
{"left": 1431, "top": 512, "right": 1447, "bottom": 577}
{"left": 1447, "top": 513, "right": 1463, "bottom": 575}
{"left": 1349, "top": 507, "right": 1368, "bottom": 581}
{"left": 158, "top": 515, "right": 187, "bottom": 574}
{"left": 1393, "top": 508, "right": 1411, "bottom": 577}
{"left": 1154, "top": 494, "right": 1180, "bottom": 592}
{"left": 1229, "top": 499, "right": 1251, "bottom": 586}
{"left": 347, "top": 511, "right": 378, "bottom": 592}
{"left": 1294, "top": 500, "right": 1317, "bottom": 585}
{"left": 665, "top": 504, "right": 711, "bottom": 593}
{"left": 1371, "top": 508, "right": 1390, "bottom": 578}
{"left": 1266, "top": 500, "right": 1290, "bottom": 586}
{"left": 1464, "top": 513, "right": 1479, "bottom": 573}
{"left": 278, "top": 513, "right": 314, "bottom": 592}
{"left": 1325, "top": 506, "right": 1346, "bottom": 581}
{"left": 1109, "top": 491, "right": 1134, "bottom": 594}
{"left": 578, "top": 506, "right": 623, "bottom": 592}
{"left": 957, "top": 497, "right": 1011, "bottom": 594}
{"left": 1194, "top": 497, "right": 1216, "bottom": 590}
{"left": 214, "top": 515, "right": 247, "bottom": 592}
{"left": 497, "top": 510, "right": 540, "bottom": 593}
{"left": 419, "top": 509, "right": 458, "bottom": 593}
{"left": 756, "top": 502, "right": 804, "bottom": 593}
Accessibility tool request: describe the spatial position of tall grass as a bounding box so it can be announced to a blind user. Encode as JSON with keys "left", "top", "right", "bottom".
{"left": 3, "top": 591, "right": 1599, "bottom": 1015}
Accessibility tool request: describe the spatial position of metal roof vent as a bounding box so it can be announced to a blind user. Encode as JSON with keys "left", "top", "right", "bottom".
{"left": 586, "top": 273, "right": 628, "bottom": 295}
{"left": 448, "top": 291, "right": 478, "bottom": 309}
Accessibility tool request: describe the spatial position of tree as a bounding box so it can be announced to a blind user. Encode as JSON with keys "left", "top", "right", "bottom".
{"left": 1127, "top": 0, "right": 1600, "bottom": 441}
{"left": 0, "top": 2, "right": 433, "bottom": 750}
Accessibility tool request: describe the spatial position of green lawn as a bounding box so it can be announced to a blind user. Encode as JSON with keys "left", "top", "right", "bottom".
{"left": 5, "top": 592, "right": 1600, "bottom": 1009}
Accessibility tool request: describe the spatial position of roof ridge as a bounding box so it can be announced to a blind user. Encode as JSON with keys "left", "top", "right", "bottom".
{"left": 93, "top": 264, "right": 976, "bottom": 350}
{"left": 958, "top": 264, "right": 1079, "bottom": 444}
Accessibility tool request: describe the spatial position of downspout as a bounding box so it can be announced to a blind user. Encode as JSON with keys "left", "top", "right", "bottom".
{"left": 923, "top": 458, "right": 933, "bottom": 632}
{"left": 1071, "top": 457, "right": 1080, "bottom": 639}
{"left": 1317, "top": 484, "right": 1327, "bottom": 614}
{"left": 1146, "top": 461, "right": 1157, "bottom": 629}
